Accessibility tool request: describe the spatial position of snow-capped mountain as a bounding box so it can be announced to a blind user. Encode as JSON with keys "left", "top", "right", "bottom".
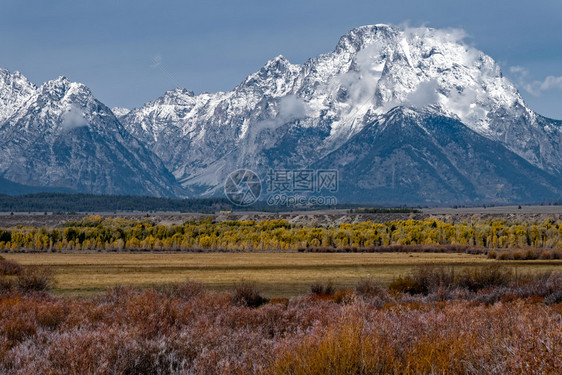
{"left": 0, "top": 70, "right": 183, "bottom": 196}
{"left": 313, "top": 106, "right": 562, "bottom": 203}
{"left": 2, "top": 25, "right": 562, "bottom": 203}
{"left": 0, "top": 69, "right": 36, "bottom": 124}
{"left": 118, "top": 24, "right": 562, "bottom": 203}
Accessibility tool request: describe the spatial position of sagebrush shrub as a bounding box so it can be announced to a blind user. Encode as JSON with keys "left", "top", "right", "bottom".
{"left": 15, "top": 267, "right": 54, "bottom": 293}
{"left": 0, "top": 277, "right": 13, "bottom": 293}
{"left": 309, "top": 281, "right": 336, "bottom": 296}
{"left": 0, "top": 258, "right": 23, "bottom": 276}
{"left": 355, "top": 278, "right": 387, "bottom": 298}
{"left": 498, "top": 251, "right": 512, "bottom": 260}
{"left": 232, "top": 283, "right": 268, "bottom": 308}
{"left": 1, "top": 275, "right": 562, "bottom": 374}
{"left": 3, "top": 317, "right": 37, "bottom": 346}
{"left": 388, "top": 276, "right": 423, "bottom": 295}
{"left": 513, "top": 250, "right": 525, "bottom": 260}
{"left": 457, "top": 265, "right": 512, "bottom": 291}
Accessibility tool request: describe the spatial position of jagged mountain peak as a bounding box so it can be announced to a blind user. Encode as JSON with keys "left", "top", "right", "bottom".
{"left": 0, "top": 70, "right": 183, "bottom": 197}
{"left": 156, "top": 88, "right": 196, "bottom": 104}
{"left": 0, "top": 68, "right": 37, "bottom": 124}
{"left": 334, "top": 24, "right": 398, "bottom": 54}
{"left": 0, "top": 68, "right": 36, "bottom": 93}
{"left": 2, "top": 24, "right": 561, "bottom": 203}
{"left": 39, "top": 76, "right": 91, "bottom": 102}
{"left": 117, "top": 23, "right": 562, "bottom": 201}
{"left": 0, "top": 68, "right": 33, "bottom": 83}
{"left": 320, "top": 25, "right": 522, "bottom": 121}
{"left": 263, "top": 55, "right": 291, "bottom": 69}
{"left": 167, "top": 87, "right": 195, "bottom": 96}
{"left": 236, "top": 54, "right": 299, "bottom": 97}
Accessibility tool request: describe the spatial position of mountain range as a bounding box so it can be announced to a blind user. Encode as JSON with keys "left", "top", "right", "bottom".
{"left": 1, "top": 24, "right": 561, "bottom": 204}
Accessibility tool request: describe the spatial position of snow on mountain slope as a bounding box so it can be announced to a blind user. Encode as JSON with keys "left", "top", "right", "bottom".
{"left": 111, "top": 106, "right": 130, "bottom": 118}
{"left": 0, "top": 68, "right": 36, "bottom": 124}
{"left": 1, "top": 24, "right": 561, "bottom": 202}
{"left": 0, "top": 71, "right": 183, "bottom": 196}
{"left": 312, "top": 106, "right": 562, "bottom": 203}
{"left": 121, "top": 24, "right": 562, "bottom": 199}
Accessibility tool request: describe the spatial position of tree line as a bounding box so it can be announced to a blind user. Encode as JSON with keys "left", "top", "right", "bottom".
{"left": 0, "top": 193, "right": 232, "bottom": 213}
{"left": 0, "top": 193, "right": 366, "bottom": 213}
{"left": 0, "top": 216, "right": 561, "bottom": 252}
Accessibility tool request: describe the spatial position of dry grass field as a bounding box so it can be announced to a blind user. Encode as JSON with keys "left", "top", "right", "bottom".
{"left": 4, "top": 252, "right": 561, "bottom": 297}
{"left": 2, "top": 250, "right": 562, "bottom": 373}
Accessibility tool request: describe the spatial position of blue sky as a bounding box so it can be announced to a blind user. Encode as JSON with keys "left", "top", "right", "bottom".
{"left": 1, "top": 0, "right": 561, "bottom": 118}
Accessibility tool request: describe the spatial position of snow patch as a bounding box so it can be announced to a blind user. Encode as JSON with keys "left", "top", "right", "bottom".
{"left": 112, "top": 107, "right": 130, "bottom": 117}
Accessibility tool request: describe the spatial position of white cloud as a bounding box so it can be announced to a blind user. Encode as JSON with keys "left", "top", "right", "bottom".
{"left": 536, "top": 75, "right": 562, "bottom": 91}
{"left": 335, "top": 41, "right": 386, "bottom": 106}
{"left": 509, "top": 66, "right": 528, "bottom": 77}
{"left": 239, "top": 95, "right": 310, "bottom": 159}
{"left": 509, "top": 66, "right": 562, "bottom": 96}
{"left": 61, "top": 105, "right": 88, "bottom": 131}
{"left": 405, "top": 26, "right": 469, "bottom": 45}
{"left": 253, "top": 94, "right": 309, "bottom": 132}
{"left": 278, "top": 95, "right": 307, "bottom": 121}
{"left": 524, "top": 76, "right": 562, "bottom": 96}
{"left": 406, "top": 79, "right": 440, "bottom": 108}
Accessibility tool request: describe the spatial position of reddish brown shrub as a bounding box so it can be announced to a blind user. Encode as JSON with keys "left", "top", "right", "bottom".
{"left": 512, "top": 250, "right": 525, "bottom": 260}
{"left": 389, "top": 276, "right": 423, "bottom": 295}
{"left": 524, "top": 249, "right": 538, "bottom": 260}
{"left": 355, "top": 278, "right": 388, "bottom": 298}
{"left": 3, "top": 317, "right": 37, "bottom": 346}
{"left": 232, "top": 283, "right": 269, "bottom": 308}
{"left": 333, "top": 289, "right": 354, "bottom": 304}
{"left": 15, "top": 267, "right": 54, "bottom": 293}
{"left": 0, "top": 272, "right": 561, "bottom": 374}
{"left": 309, "top": 281, "right": 336, "bottom": 297}
{"left": 35, "top": 303, "right": 68, "bottom": 330}
{"left": 0, "top": 258, "right": 23, "bottom": 276}
{"left": 0, "top": 277, "right": 13, "bottom": 293}
{"left": 269, "top": 298, "right": 289, "bottom": 307}
{"left": 497, "top": 251, "right": 512, "bottom": 260}
{"left": 456, "top": 265, "right": 513, "bottom": 291}
{"left": 540, "top": 250, "right": 554, "bottom": 260}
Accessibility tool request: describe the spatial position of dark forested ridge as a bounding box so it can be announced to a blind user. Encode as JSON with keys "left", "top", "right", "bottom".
{"left": 0, "top": 193, "right": 373, "bottom": 213}
{"left": 0, "top": 193, "right": 233, "bottom": 213}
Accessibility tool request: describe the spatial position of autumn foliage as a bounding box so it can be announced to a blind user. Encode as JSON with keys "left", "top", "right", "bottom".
{"left": 0, "top": 260, "right": 561, "bottom": 374}
{"left": 1, "top": 216, "right": 562, "bottom": 252}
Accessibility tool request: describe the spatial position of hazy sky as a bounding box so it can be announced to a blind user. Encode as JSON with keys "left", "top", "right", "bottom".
{"left": 1, "top": 0, "right": 561, "bottom": 118}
